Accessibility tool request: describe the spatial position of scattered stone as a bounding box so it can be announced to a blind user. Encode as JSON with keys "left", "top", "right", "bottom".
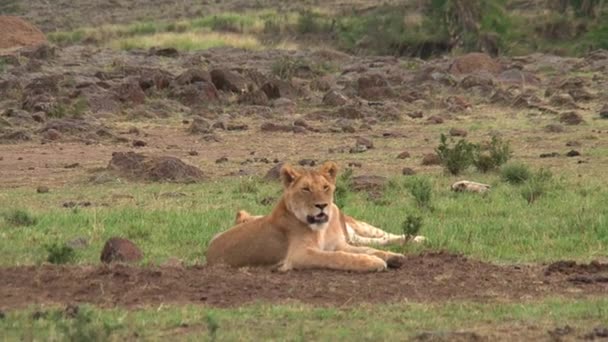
{"left": 188, "top": 150, "right": 199, "bottom": 156}
{"left": 349, "top": 145, "right": 367, "bottom": 154}
{"left": 407, "top": 111, "right": 423, "bottom": 119}
{"left": 348, "top": 162, "right": 362, "bottom": 168}
{"left": 100, "top": 237, "right": 143, "bottom": 264}
{"left": 42, "top": 128, "right": 61, "bottom": 141}
{"left": 402, "top": 167, "right": 416, "bottom": 175}
{"left": 351, "top": 175, "right": 387, "bottom": 193}
{"left": 449, "top": 52, "right": 502, "bottom": 75}
{"left": 237, "top": 89, "right": 269, "bottom": 106}
{"left": 422, "top": 153, "right": 441, "bottom": 166}
{"left": 547, "top": 325, "right": 574, "bottom": 340}
{"left": 566, "top": 150, "right": 581, "bottom": 157}
{"left": 215, "top": 156, "right": 228, "bottom": 164}
{"left": 159, "top": 192, "right": 187, "bottom": 198}
{"left": 397, "top": 151, "right": 411, "bottom": 159}
{"left": 151, "top": 47, "right": 179, "bottom": 58}
{"left": 188, "top": 117, "right": 212, "bottom": 134}
{"left": 64, "top": 163, "right": 80, "bottom": 169}
{"left": 260, "top": 122, "right": 294, "bottom": 133}
{"left": 298, "top": 159, "right": 316, "bottom": 167}
{"left": 210, "top": 69, "right": 248, "bottom": 93}
{"left": 544, "top": 124, "right": 565, "bottom": 133}
{"left": 583, "top": 327, "right": 608, "bottom": 340}
{"left": 426, "top": 116, "right": 444, "bottom": 124}
{"left": 600, "top": 104, "right": 608, "bottom": 119}
{"left": 540, "top": 152, "right": 560, "bottom": 158}
{"left": 566, "top": 141, "right": 581, "bottom": 147}
{"left": 559, "top": 111, "right": 584, "bottom": 125}
{"left": 550, "top": 93, "right": 578, "bottom": 109}
{"left": 449, "top": 128, "right": 468, "bottom": 137}
{"left": 36, "top": 186, "right": 49, "bottom": 193}
{"left": 355, "top": 137, "right": 374, "bottom": 149}
{"left": 263, "top": 162, "right": 284, "bottom": 181}
{"left": 132, "top": 140, "right": 147, "bottom": 147}
{"left": 413, "top": 331, "right": 485, "bottom": 342}
{"left": 322, "top": 90, "right": 348, "bottom": 106}
{"left": 227, "top": 123, "right": 249, "bottom": 131}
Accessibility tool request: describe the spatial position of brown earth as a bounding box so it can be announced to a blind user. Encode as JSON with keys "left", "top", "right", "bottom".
{"left": 1, "top": 252, "right": 606, "bottom": 310}
{"left": 0, "top": 16, "right": 47, "bottom": 50}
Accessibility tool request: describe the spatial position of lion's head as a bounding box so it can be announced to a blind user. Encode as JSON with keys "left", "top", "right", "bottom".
{"left": 280, "top": 161, "right": 338, "bottom": 230}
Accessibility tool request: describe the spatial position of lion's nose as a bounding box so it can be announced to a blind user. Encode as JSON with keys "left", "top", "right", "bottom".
{"left": 315, "top": 203, "right": 328, "bottom": 210}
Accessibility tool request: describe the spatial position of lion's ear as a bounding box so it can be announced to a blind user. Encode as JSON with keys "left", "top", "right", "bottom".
{"left": 319, "top": 161, "right": 338, "bottom": 184}
{"left": 280, "top": 163, "right": 300, "bottom": 188}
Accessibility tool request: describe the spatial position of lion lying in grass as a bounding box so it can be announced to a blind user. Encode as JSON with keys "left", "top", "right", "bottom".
{"left": 206, "top": 162, "right": 412, "bottom": 272}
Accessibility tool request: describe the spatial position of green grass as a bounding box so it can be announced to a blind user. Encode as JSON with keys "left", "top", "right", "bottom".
{"left": 0, "top": 173, "right": 607, "bottom": 266}
{"left": 2, "top": 298, "right": 607, "bottom": 341}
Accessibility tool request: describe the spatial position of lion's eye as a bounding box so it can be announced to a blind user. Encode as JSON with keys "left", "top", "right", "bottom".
{"left": 323, "top": 185, "right": 330, "bottom": 191}
{"left": 302, "top": 187, "right": 311, "bottom": 192}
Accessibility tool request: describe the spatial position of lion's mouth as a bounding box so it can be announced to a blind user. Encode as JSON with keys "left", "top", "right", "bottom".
{"left": 306, "top": 212, "right": 329, "bottom": 225}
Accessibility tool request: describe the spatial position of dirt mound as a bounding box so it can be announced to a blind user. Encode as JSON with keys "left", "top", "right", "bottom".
{"left": 0, "top": 16, "right": 47, "bottom": 50}
{"left": 1, "top": 252, "right": 605, "bottom": 309}
{"left": 545, "top": 260, "right": 608, "bottom": 284}
{"left": 107, "top": 151, "right": 205, "bottom": 183}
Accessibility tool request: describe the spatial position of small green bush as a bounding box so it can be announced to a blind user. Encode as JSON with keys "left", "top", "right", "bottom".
{"left": 474, "top": 136, "right": 511, "bottom": 172}
{"left": 436, "top": 134, "right": 478, "bottom": 175}
{"left": 46, "top": 243, "right": 76, "bottom": 264}
{"left": 407, "top": 176, "right": 433, "bottom": 208}
{"left": 4, "top": 209, "right": 37, "bottom": 227}
{"left": 501, "top": 163, "right": 532, "bottom": 185}
{"left": 521, "top": 169, "right": 553, "bottom": 204}
{"left": 402, "top": 214, "right": 423, "bottom": 236}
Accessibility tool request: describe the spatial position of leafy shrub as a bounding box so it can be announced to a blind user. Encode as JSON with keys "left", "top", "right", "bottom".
{"left": 402, "top": 214, "right": 423, "bottom": 236}
{"left": 436, "top": 134, "right": 478, "bottom": 175}
{"left": 521, "top": 169, "right": 553, "bottom": 204}
{"left": 48, "top": 97, "right": 88, "bottom": 119}
{"left": 296, "top": 10, "right": 332, "bottom": 34}
{"left": 46, "top": 243, "right": 76, "bottom": 264}
{"left": 501, "top": 163, "right": 532, "bottom": 185}
{"left": 474, "top": 136, "right": 511, "bottom": 172}
{"left": 407, "top": 176, "right": 433, "bottom": 209}
{"left": 3, "top": 209, "right": 37, "bottom": 227}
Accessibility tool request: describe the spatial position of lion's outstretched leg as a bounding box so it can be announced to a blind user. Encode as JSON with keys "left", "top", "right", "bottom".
{"left": 336, "top": 244, "right": 406, "bottom": 269}
{"left": 280, "top": 248, "right": 387, "bottom": 272}
{"left": 344, "top": 218, "right": 424, "bottom": 246}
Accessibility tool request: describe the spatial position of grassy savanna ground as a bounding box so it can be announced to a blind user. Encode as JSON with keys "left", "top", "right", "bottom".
{"left": 2, "top": 299, "right": 608, "bottom": 341}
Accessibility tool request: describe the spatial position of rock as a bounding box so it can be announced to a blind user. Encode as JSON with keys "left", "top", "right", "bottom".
{"left": 261, "top": 79, "right": 298, "bottom": 99}
{"left": 566, "top": 141, "right": 581, "bottom": 147}
{"left": 544, "top": 124, "right": 565, "bottom": 133}
{"left": 132, "top": 140, "right": 147, "bottom": 147}
{"left": 237, "top": 89, "right": 269, "bottom": 106}
{"left": 459, "top": 73, "right": 495, "bottom": 89}
{"left": 402, "top": 167, "right": 416, "bottom": 175}
{"left": 264, "top": 162, "right": 284, "bottom": 181}
{"left": 42, "top": 128, "right": 62, "bottom": 141}
{"left": 449, "top": 128, "right": 468, "bottom": 137}
{"left": 36, "top": 186, "right": 49, "bottom": 193}
{"left": 210, "top": 69, "right": 249, "bottom": 93}
{"left": 566, "top": 150, "right": 581, "bottom": 157}
{"left": 116, "top": 78, "right": 146, "bottom": 105}
{"left": 426, "top": 116, "right": 444, "bottom": 124}
{"left": 298, "top": 159, "right": 316, "bottom": 166}
{"left": 188, "top": 150, "right": 199, "bottom": 156}
{"left": 356, "top": 136, "right": 374, "bottom": 149}
{"left": 540, "top": 152, "right": 560, "bottom": 158}
{"left": 322, "top": 90, "right": 348, "bottom": 106}
{"left": 449, "top": 53, "right": 502, "bottom": 75}
{"left": 550, "top": 93, "right": 578, "bottom": 109}
{"left": 215, "top": 156, "right": 228, "bottom": 164}
{"left": 310, "top": 75, "right": 333, "bottom": 92}
{"left": 422, "top": 153, "right": 441, "bottom": 166}
{"left": 600, "top": 104, "right": 608, "bottom": 119}
{"left": 188, "top": 117, "right": 212, "bottom": 134}
{"left": 174, "top": 69, "right": 211, "bottom": 85}
{"left": 397, "top": 151, "right": 411, "bottom": 159}
{"left": 171, "top": 82, "right": 219, "bottom": 106}
{"left": 559, "top": 111, "right": 583, "bottom": 125}
{"left": 151, "top": 47, "right": 179, "bottom": 58}
{"left": 351, "top": 175, "right": 387, "bottom": 193}
{"left": 407, "top": 111, "right": 424, "bottom": 119}
{"left": 260, "top": 122, "right": 294, "bottom": 133}
{"left": 107, "top": 152, "right": 205, "bottom": 183}
{"left": 100, "top": 237, "right": 143, "bottom": 263}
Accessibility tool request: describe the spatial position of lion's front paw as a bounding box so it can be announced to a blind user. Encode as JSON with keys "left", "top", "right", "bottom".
{"left": 386, "top": 254, "right": 407, "bottom": 269}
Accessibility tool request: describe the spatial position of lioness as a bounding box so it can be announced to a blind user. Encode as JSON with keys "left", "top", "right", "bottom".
{"left": 235, "top": 210, "right": 426, "bottom": 246}
{"left": 205, "top": 161, "right": 406, "bottom": 272}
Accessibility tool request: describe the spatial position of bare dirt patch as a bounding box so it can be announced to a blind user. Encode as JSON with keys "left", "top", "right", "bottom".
{"left": 0, "top": 15, "right": 47, "bottom": 50}
{"left": 1, "top": 252, "right": 606, "bottom": 309}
